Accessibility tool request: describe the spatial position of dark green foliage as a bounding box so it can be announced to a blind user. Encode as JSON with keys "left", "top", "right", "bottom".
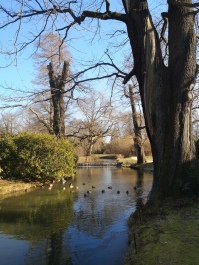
{"left": 0, "top": 132, "right": 76, "bottom": 180}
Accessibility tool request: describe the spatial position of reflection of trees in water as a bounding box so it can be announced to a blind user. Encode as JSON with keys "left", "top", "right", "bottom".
{"left": 73, "top": 199, "right": 109, "bottom": 237}
{"left": 76, "top": 167, "right": 112, "bottom": 182}
{"left": 74, "top": 168, "right": 151, "bottom": 238}
{"left": 0, "top": 168, "right": 153, "bottom": 265}
{"left": 47, "top": 232, "right": 62, "bottom": 265}
{"left": 0, "top": 187, "right": 74, "bottom": 265}
{"left": 0, "top": 191, "right": 73, "bottom": 239}
{"left": 134, "top": 170, "right": 152, "bottom": 211}
{"left": 134, "top": 170, "right": 144, "bottom": 212}
{"left": 135, "top": 170, "right": 144, "bottom": 194}
{"left": 76, "top": 166, "right": 117, "bottom": 231}
{"left": 23, "top": 231, "right": 73, "bottom": 265}
{"left": 73, "top": 191, "right": 133, "bottom": 238}
{"left": 0, "top": 196, "right": 73, "bottom": 239}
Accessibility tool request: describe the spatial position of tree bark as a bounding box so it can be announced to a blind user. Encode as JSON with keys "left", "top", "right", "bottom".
{"left": 123, "top": 0, "right": 196, "bottom": 199}
{"left": 128, "top": 85, "right": 146, "bottom": 165}
{"left": 86, "top": 141, "right": 93, "bottom": 156}
{"left": 47, "top": 61, "right": 69, "bottom": 137}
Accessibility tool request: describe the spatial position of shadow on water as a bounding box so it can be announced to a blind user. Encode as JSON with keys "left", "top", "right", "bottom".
{"left": 0, "top": 167, "right": 153, "bottom": 265}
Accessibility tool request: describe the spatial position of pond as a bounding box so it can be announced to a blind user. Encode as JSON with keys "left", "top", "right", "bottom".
{"left": 0, "top": 167, "right": 153, "bottom": 265}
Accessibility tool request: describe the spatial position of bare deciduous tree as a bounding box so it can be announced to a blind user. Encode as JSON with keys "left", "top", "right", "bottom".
{"left": 31, "top": 33, "right": 72, "bottom": 137}
{"left": 1, "top": 1, "right": 199, "bottom": 200}
{"left": 68, "top": 93, "right": 117, "bottom": 156}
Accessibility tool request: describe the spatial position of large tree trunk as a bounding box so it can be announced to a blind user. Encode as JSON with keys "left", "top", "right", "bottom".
{"left": 123, "top": 0, "right": 196, "bottom": 199}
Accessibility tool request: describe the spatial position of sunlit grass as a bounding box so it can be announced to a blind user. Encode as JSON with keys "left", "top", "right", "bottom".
{"left": 125, "top": 199, "right": 199, "bottom": 265}
{"left": 0, "top": 180, "right": 36, "bottom": 196}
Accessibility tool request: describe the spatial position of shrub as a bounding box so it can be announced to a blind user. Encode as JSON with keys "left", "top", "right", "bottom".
{"left": 0, "top": 132, "right": 77, "bottom": 180}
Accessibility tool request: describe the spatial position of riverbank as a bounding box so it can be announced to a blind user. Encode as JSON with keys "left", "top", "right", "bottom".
{"left": 125, "top": 197, "right": 199, "bottom": 265}
{"left": 129, "top": 162, "right": 153, "bottom": 173}
{"left": 0, "top": 179, "right": 39, "bottom": 198}
{"left": 78, "top": 155, "right": 154, "bottom": 171}
{"left": 117, "top": 156, "right": 153, "bottom": 169}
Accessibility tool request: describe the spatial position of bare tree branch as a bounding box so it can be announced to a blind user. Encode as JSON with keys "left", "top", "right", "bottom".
{"left": 123, "top": 69, "right": 136, "bottom": 84}
{"left": 29, "top": 107, "right": 54, "bottom": 134}
{"left": 105, "top": 0, "right": 110, "bottom": 12}
{"left": 161, "top": 12, "right": 168, "bottom": 45}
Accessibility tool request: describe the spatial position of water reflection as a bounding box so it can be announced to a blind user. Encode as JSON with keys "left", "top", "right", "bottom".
{"left": 0, "top": 167, "right": 152, "bottom": 265}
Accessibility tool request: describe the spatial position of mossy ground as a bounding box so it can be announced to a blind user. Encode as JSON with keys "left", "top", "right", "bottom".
{"left": 125, "top": 198, "right": 199, "bottom": 265}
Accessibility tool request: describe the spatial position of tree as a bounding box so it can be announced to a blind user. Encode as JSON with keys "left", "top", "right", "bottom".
{"left": 68, "top": 93, "right": 117, "bottom": 156}
{"left": 47, "top": 60, "right": 70, "bottom": 137}
{"left": 30, "top": 33, "right": 71, "bottom": 137}
{"left": 124, "top": 84, "right": 146, "bottom": 164}
{"left": 1, "top": 1, "right": 199, "bottom": 201}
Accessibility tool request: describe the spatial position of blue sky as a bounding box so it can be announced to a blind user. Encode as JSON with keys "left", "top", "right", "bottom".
{"left": 0, "top": 1, "right": 166, "bottom": 108}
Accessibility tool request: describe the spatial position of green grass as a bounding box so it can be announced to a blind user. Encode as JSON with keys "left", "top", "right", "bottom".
{"left": 145, "top": 156, "right": 153, "bottom": 162}
{"left": 125, "top": 198, "right": 199, "bottom": 265}
{"left": 117, "top": 157, "right": 137, "bottom": 166}
{"left": 0, "top": 180, "right": 36, "bottom": 196}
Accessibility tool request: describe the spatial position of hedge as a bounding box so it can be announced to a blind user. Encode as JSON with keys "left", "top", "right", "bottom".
{"left": 0, "top": 132, "right": 77, "bottom": 180}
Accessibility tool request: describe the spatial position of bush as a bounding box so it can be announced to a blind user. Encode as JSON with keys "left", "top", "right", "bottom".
{"left": 0, "top": 132, "right": 77, "bottom": 181}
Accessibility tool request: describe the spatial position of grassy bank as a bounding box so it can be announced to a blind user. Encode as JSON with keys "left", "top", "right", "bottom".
{"left": 125, "top": 198, "right": 199, "bottom": 265}
{"left": 117, "top": 156, "right": 153, "bottom": 173}
{"left": 129, "top": 162, "right": 154, "bottom": 172}
{"left": 0, "top": 179, "right": 37, "bottom": 197}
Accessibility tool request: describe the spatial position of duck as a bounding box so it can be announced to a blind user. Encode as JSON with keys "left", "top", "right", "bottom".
{"left": 92, "top": 186, "right": 95, "bottom": 189}
{"left": 49, "top": 183, "right": 53, "bottom": 187}
{"left": 63, "top": 187, "right": 66, "bottom": 190}
{"left": 69, "top": 183, "right": 74, "bottom": 188}
{"left": 108, "top": 186, "right": 112, "bottom": 189}
{"left": 82, "top": 183, "right": 86, "bottom": 185}
{"left": 87, "top": 190, "right": 92, "bottom": 194}
{"left": 102, "top": 190, "right": 105, "bottom": 193}
{"left": 117, "top": 191, "right": 120, "bottom": 194}
{"left": 134, "top": 186, "right": 137, "bottom": 190}
{"left": 84, "top": 193, "right": 87, "bottom": 197}
{"left": 126, "top": 191, "right": 129, "bottom": 195}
